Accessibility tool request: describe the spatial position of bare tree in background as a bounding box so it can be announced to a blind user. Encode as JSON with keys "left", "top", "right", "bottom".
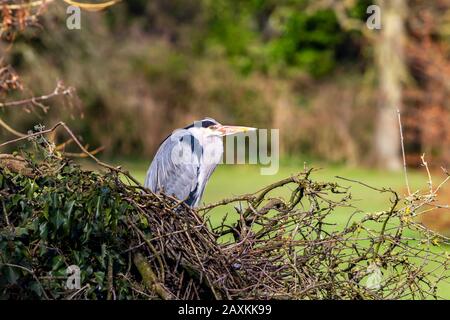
{"left": 373, "top": 0, "right": 407, "bottom": 170}
{"left": 315, "top": 0, "right": 408, "bottom": 169}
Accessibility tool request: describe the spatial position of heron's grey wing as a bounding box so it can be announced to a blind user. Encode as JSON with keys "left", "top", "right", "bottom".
{"left": 144, "top": 133, "right": 201, "bottom": 205}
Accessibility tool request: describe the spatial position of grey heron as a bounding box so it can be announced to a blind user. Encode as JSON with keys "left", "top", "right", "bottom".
{"left": 144, "top": 118, "right": 255, "bottom": 207}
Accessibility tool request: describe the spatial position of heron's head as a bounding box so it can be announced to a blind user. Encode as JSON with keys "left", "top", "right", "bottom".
{"left": 187, "top": 117, "right": 256, "bottom": 137}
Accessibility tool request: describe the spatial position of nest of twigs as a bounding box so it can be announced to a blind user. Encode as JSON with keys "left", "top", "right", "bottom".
{"left": 0, "top": 140, "right": 449, "bottom": 300}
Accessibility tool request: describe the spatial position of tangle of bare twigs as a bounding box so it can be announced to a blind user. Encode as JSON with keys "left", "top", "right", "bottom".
{"left": 0, "top": 124, "right": 448, "bottom": 299}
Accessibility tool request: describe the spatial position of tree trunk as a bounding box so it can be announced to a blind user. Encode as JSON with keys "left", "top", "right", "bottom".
{"left": 374, "top": 0, "right": 407, "bottom": 170}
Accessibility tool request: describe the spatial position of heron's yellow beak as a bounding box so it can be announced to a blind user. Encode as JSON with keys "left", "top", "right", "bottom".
{"left": 210, "top": 125, "right": 257, "bottom": 137}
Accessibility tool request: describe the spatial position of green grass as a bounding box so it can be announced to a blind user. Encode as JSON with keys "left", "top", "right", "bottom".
{"left": 112, "top": 158, "right": 450, "bottom": 299}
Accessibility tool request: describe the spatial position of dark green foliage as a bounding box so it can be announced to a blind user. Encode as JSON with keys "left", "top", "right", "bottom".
{"left": 202, "top": 1, "right": 361, "bottom": 76}
{"left": 0, "top": 151, "right": 142, "bottom": 299}
{"left": 267, "top": 9, "right": 343, "bottom": 76}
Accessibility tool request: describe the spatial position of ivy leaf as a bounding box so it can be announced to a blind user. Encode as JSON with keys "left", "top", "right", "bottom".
{"left": 4, "top": 266, "right": 20, "bottom": 284}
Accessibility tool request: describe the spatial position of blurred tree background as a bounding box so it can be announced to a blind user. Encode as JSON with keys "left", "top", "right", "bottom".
{"left": 1, "top": 0, "right": 449, "bottom": 168}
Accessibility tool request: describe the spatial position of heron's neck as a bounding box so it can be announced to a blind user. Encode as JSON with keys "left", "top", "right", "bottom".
{"left": 189, "top": 128, "right": 223, "bottom": 164}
